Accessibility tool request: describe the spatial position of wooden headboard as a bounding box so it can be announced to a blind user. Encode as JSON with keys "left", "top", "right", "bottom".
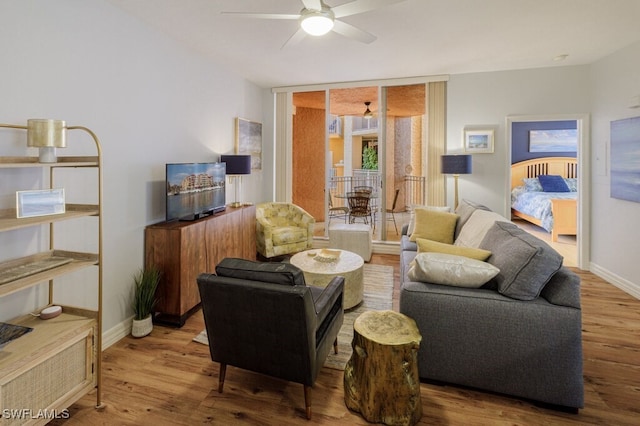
{"left": 511, "top": 157, "right": 577, "bottom": 190}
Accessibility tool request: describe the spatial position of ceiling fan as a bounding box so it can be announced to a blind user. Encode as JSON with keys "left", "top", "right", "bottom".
{"left": 221, "top": 0, "right": 407, "bottom": 48}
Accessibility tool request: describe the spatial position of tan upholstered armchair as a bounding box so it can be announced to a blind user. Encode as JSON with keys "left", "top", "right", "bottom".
{"left": 256, "top": 202, "right": 315, "bottom": 258}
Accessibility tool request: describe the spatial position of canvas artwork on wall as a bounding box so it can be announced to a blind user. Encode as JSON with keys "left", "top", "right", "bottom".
{"left": 236, "top": 117, "right": 262, "bottom": 171}
{"left": 610, "top": 116, "right": 640, "bottom": 203}
{"left": 529, "top": 129, "right": 577, "bottom": 152}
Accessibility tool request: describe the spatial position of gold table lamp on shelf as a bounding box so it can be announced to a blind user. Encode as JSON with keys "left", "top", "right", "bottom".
{"left": 220, "top": 154, "right": 252, "bottom": 208}
{"left": 27, "top": 119, "right": 66, "bottom": 163}
{"left": 1, "top": 119, "right": 68, "bottom": 163}
{"left": 441, "top": 154, "right": 472, "bottom": 210}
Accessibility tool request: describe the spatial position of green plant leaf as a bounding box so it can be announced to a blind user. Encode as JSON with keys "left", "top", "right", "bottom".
{"left": 132, "top": 266, "right": 161, "bottom": 321}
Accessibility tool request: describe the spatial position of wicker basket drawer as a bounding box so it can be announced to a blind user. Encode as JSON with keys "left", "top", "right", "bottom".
{"left": 0, "top": 324, "right": 95, "bottom": 426}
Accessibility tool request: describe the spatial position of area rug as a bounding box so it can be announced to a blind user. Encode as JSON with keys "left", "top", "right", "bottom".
{"left": 192, "top": 264, "right": 394, "bottom": 371}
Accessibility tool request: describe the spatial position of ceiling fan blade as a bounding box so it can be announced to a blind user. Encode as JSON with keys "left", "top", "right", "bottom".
{"left": 301, "top": 0, "right": 323, "bottom": 11}
{"left": 332, "top": 20, "right": 377, "bottom": 44}
{"left": 332, "top": 0, "right": 406, "bottom": 19}
{"left": 281, "top": 28, "right": 307, "bottom": 49}
{"left": 220, "top": 12, "right": 300, "bottom": 20}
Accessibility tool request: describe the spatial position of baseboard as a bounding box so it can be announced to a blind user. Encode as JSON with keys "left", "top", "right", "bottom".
{"left": 102, "top": 315, "right": 134, "bottom": 350}
{"left": 589, "top": 262, "right": 640, "bottom": 300}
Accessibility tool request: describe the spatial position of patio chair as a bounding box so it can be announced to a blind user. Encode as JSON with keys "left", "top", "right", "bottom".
{"left": 347, "top": 191, "right": 372, "bottom": 226}
{"left": 386, "top": 188, "right": 401, "bottom": 234}
{"left": 328, "top": 193, "right": 349, "bottom": 224}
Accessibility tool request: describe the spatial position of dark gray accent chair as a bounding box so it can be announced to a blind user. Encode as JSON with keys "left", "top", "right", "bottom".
{"left": 197, "top": 258, "right": 344, "bottom": 419}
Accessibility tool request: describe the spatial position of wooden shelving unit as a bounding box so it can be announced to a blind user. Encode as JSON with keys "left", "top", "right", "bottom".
{"left": 0, "top": 129, "right": 103, "bottom": 425}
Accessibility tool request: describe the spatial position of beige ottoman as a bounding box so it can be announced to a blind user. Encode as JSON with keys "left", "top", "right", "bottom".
{"left": 329, "top": 223, "right": 372, "bottom": 262}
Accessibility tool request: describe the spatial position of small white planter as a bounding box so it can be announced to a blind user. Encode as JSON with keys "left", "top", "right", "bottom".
{"left": 131, "top": 315, "right": 153, "bottom": 338}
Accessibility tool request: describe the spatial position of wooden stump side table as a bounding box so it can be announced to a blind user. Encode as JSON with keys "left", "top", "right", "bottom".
{"left": 344, "top": 310, "right": 422, "bottom": 426}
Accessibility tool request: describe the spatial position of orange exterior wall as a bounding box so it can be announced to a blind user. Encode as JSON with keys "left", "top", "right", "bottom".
{"left": 293, "top": 107, "right": 325, "bottom": 221}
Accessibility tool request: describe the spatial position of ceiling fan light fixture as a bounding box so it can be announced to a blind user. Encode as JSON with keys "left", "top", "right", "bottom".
{"left": 300, "top": 9, "right": 334, "bottom": 36}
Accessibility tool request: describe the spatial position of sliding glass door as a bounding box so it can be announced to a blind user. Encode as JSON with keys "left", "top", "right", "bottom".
{"left": 278, "top": 77, "right": 441, "bottom": 243}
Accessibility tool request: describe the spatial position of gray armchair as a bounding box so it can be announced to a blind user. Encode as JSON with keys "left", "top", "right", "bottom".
{"left": 197, "top": 258, "right": 344, "bottom": 419}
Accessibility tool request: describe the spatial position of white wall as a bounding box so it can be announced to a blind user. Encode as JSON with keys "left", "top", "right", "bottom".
{"left": 447, "top": 66, "right": 591, "bottom": 215}
{"left": 447, "top": 53, "right": 640, "bottom": 295}
{"left": 0, "top": 1, "right": 270, "bottom": 332}
{"left": 589, "top": 41, "right": 640, "bottom": 295}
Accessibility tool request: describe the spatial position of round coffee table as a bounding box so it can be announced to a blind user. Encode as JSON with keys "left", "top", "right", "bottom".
{"left": 290, "top": 249, "right": 364, "bottom": 309}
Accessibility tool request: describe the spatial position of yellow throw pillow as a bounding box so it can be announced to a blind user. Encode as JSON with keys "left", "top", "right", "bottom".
{"left": 409, "top": 209, "right": 458, "bottom": 244}
{"left": 416, "top": 238, "right": 492, "bottom": 261}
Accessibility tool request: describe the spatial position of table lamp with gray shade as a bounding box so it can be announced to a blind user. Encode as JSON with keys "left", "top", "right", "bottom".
{"left": 220, "top": 154, "right": 252, "bottom": 208}
{"left": 441, "top": 154, "right": 472, "bottom": 210}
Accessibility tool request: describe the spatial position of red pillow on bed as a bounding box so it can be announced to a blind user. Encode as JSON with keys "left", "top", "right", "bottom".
{"left": 537, "top": 175, "right": 570, "bottom": 192}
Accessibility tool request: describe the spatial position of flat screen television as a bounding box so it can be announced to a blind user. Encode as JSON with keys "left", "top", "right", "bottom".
{"left": 166, "top": 162, "right": 226, "bottom": 221}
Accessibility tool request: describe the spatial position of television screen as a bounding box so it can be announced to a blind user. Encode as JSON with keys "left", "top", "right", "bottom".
{"left": 166, "top": 162, "right": 226, "bottom": 221}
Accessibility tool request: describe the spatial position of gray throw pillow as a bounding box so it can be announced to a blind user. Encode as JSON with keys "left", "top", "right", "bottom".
{"left": 215, "top": 258, "right": 306, "bottom": 286}
{"left": 479, "top": 222, "right": 563, "bottom": 300}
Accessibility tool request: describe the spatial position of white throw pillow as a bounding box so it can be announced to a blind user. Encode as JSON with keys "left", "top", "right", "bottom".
{"left": 407, "top": 252, "right": 500, "bottom": 288}
{"left": 407, "top": 205, "right": 452, "bottom": 236}
{"left": 454, "top": 209, "right": 510, "bottom": 248}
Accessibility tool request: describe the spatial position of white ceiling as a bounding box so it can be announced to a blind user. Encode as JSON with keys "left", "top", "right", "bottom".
{"left": 108, "top": 0, "right": 640, "bottom": 89}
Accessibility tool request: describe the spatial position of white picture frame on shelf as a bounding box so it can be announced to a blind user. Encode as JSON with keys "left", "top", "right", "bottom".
{"left": 16, "top": 188, "right": 65, "bottom": 218}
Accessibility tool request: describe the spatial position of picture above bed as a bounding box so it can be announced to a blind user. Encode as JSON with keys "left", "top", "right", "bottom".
{"left": 510, "top": 157, "right": 577, "bottom": 242}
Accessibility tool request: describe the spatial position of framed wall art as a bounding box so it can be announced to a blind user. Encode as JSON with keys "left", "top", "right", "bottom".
{"left": 529, "top": 129, "right": 578, "bottom": 153}
{"left": 464, "top": 128, "right": 494, "bottom": 153}
{"left": 235, "top": 117, "right": 262, "bottom": 171}
{"left": 610, "top": 116, "right": 640, "bottom": 203}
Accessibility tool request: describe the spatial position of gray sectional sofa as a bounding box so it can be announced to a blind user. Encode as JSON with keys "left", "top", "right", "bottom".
{"left": 399, "top": 199, "right": 584, "bottom": 411}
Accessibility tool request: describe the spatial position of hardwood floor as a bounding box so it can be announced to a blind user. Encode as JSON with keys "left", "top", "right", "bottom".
{"left": 53, "top": 254, "right": 639, "bottom": 425}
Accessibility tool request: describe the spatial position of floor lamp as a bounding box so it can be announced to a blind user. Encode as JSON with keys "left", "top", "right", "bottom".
{"left": 441, "top": 154, "right": 472, "bottom": 210}
{"left": 220, "top": 154, "right": 251, "bottom": 208}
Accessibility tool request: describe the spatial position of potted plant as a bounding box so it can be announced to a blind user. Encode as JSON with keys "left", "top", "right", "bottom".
{"left": 131, "top": 266, "right": 161, "bottom": 338}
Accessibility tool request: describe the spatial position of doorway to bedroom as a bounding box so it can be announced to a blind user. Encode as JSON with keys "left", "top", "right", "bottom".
{"left": 507, "top": 115, "right": 589, "bottom": 269}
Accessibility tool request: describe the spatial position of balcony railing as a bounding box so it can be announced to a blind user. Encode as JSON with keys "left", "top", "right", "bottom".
{"left": 328, "top": 173, "right": 424, "bottom": 210}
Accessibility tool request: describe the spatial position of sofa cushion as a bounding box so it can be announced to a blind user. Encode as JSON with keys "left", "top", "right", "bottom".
{"left": 272, "top": 226, "right": 307, "bottom": 246}
{"left": 540, "top": 266, "right": 581, "bottom": 308}
{"left": 407, "top": 205, "right": 452, "bottom": 236}
{"left": 454, "top": 199, "right": 491, "bottom": 238}
{"left": 401, "top": 235, "right": 418, "bottom": 252}
{"left": 416, "top": 238, "right": 492, "bottom": 261}
{"left": 409, "top": 209, "right": 458, "bottom": 244}
{"left": 538, "top": 174, "right": 571, "bottom": 192}
{"left": 479, "top": 221, "right": 563, "bottom": 300}
{"left": 407, "top": 252, "right": 499, "bottom": 288}
{"left": 454, "top": 209, "right": 510, "bottom": 248}
{"left": 215, "top": 258, "right": 306, "bottom": 286}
